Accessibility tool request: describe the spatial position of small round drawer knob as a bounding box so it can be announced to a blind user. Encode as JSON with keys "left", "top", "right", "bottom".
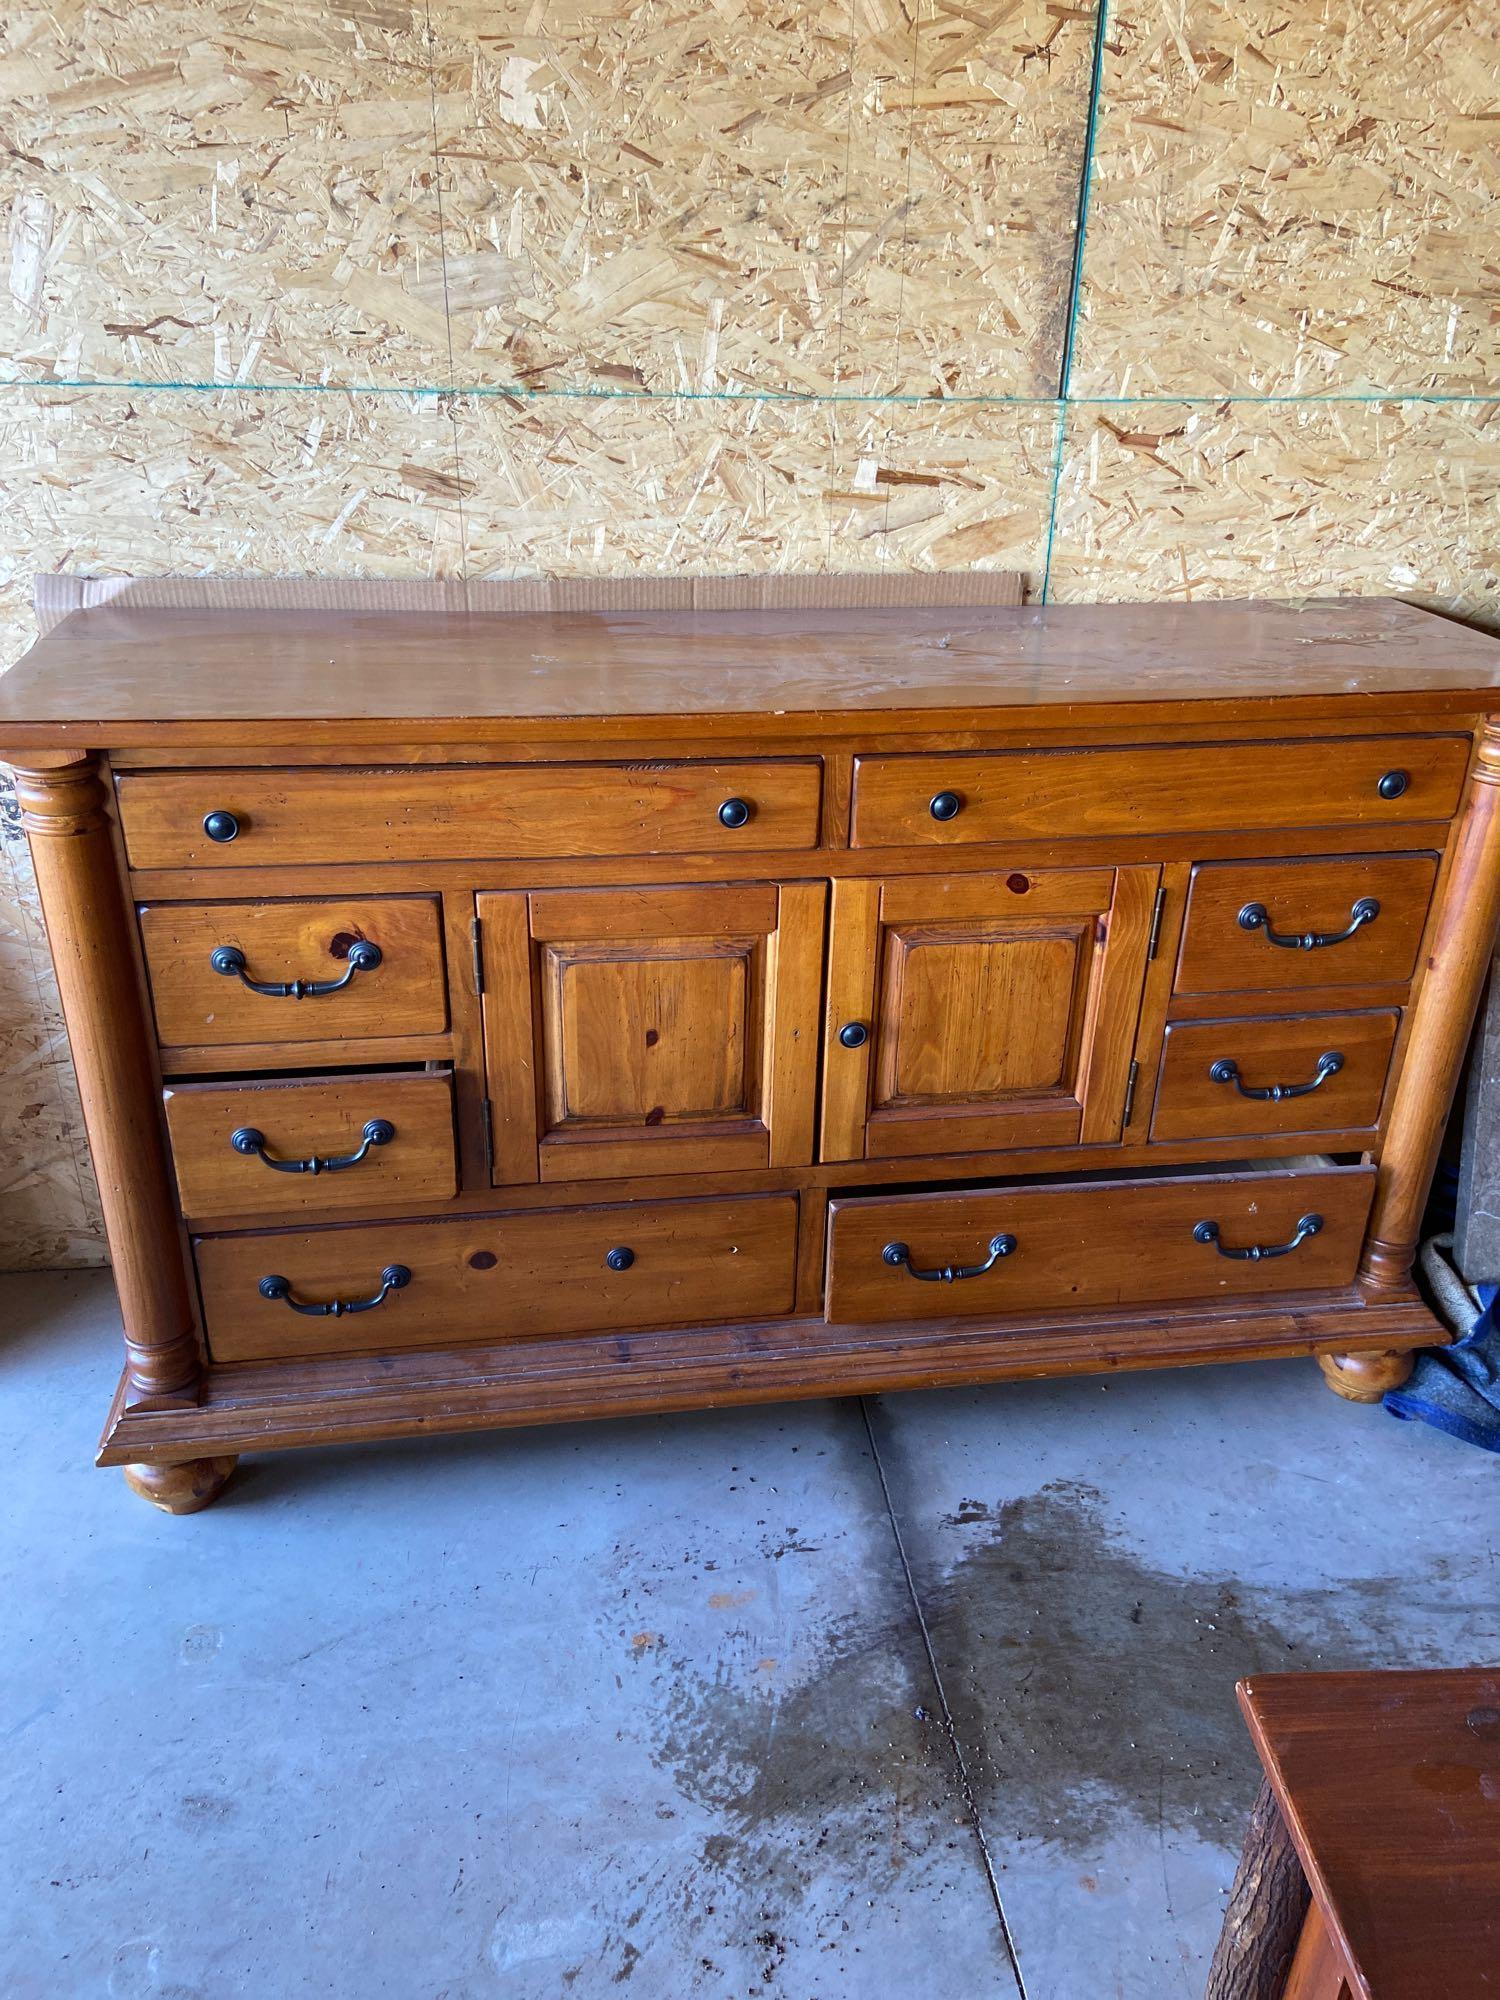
{"left": 929, "top": 790, "right": 962, "bottom": 822}
{"left": 1377, "top": 769, "right": 1409, "bottom": 800}
{"left": 839, "top": 1022, "right": 869, "bottom": 1049}
{"left": 203, "top": 810, "right": 240, "bottom": 843}
{"left": 718, "top": 797, "right": 751, "bottom": 829}
{"left": 605, "top": 1246, "right": 635, "bottom": 1271}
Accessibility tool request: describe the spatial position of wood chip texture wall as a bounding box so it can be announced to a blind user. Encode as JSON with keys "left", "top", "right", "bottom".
{"left": 1, "top": 0, "right": 1497, "bottom": 1266}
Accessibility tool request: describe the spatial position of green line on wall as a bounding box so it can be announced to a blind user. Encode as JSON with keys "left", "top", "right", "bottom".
{"left": 3, "top": 382, "right": 1496, "bottom": 407}
{"left": 1040, "top": 0, "right": 1112, "bottom": 601}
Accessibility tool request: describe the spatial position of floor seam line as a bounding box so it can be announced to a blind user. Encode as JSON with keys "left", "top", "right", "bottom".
{"left": 858, "top": 1397, "right": 1032, "bottom": 2000}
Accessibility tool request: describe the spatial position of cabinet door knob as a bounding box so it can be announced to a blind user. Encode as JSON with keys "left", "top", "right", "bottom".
{"left": 718, "top": 797, "right": 751, "bottom": 829}
{"left": 928, "top": 790, "right": 963, "bottom": 822}
{"left": 203, "top": 810, "right": 240, "bottom": 843}
{"left": 1377, "top": 769, "right": 1409, "bottom": 799}
{"left": 258, "top": 1263, "right": 411, "bottom": 1316}
{"left": 838, "top": 1021, "right": 869, "bottom": 1048}
{"left": 605, "top": 1246, "right": 635, "bottom": 1271}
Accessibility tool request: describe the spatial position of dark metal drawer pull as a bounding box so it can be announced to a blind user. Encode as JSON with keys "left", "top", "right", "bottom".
{"left": 718, "top": 797, "right": 751, "bottom": 829}
{"left": 1192, "top": 1213, "right": 1323, "bottom": 1261}
{"left": 1208, "top": 1051, "right": 1344, "bottom": 1101}
{"left": 231, "top": 1118, "right": 396, "bottom": 1176}
{"left": 882, "top": 1232, "right": 1017, "bottom": 1283}
{"left": 258, "top": 1264, "right": 411, "bottom": 1317}
{"left": 1237, "top": 898, "right": 1379, "bottom": 951}
{"left": 210, "top": 938, "right": 383, "bottom": 997}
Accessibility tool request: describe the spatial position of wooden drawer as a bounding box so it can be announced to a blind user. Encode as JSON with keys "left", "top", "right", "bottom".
{"left": 1150, "top": 1011, "right": 1399, "bottom": 1143}
{"left": 118, "top": 760, "right": 823, "bottom": 867}
{"left": 140, "top": 897, "right": 448, "bottom": 1051}
{"left": 849, "top": 736, "right": 1468, "bottom": 847}
{"left": 164, "top": 1070, "right": 458, "bottom": 1223}
{"left": 196, "top": 1193, "right": 800, "bottom": 1362}
{"left": 824, "top": 1164, "right": 1375, "bottom": 1323}
{"left": 1175, "top": 854, "right": 1439, "bottom": 996}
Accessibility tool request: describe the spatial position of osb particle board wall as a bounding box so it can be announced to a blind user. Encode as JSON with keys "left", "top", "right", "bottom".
{"left": 0, "top": 0, "right": 1497, "bottom": 1269}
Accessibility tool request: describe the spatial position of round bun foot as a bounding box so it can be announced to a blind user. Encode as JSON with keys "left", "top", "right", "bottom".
{"left": 122, "top": 1455, "right": 239, "bottom": 1515}
{"left": 1317, "top": 1349, "right": 1415, "bottom": 1405}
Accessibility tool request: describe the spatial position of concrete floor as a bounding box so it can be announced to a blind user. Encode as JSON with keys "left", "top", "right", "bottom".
{"left": 2, "top": 1273, "right": 1496, "bottom": 2000}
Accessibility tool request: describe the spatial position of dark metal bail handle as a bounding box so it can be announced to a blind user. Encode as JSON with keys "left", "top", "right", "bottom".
{"left": 210, "top": 938, "right": 383, "bottom": 997}
{"left": 231, "top": 1118, "right": 396, "bottom": 1175}
{"left": 1237, "top": 898, "right": 1379, "bottom": 951}
{"left": 258, "top": 1264, "right": 411, "bottom": 1316}
{"left": 882, "top": 1232, "right": 1017, "bottom": 1283}
{"left": 1208, "top": 1051, "right": 1344, "bottom": 1102}
{"left": 1192, "top": 1214, "right": 1323, "bottom": 1261}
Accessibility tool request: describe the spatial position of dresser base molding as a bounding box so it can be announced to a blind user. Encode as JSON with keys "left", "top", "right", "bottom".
{"left": 96, "top": 1287, "right": 1441, "bottom": 1473}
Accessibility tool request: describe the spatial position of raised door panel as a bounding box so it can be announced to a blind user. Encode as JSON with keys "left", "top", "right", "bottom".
{"left": 821, "top": 867, "right": 1158, "bottom": 1162}
{"left": 479, "top": 882, "right": 825, "bottom": 1185}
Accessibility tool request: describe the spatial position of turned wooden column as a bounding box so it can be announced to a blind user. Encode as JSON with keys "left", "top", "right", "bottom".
{"left": 1325, "top": 715, "right": 1500, "bottom": 1401}
{"left": 14, "top": 755, "right": 203, "bottom": 1410}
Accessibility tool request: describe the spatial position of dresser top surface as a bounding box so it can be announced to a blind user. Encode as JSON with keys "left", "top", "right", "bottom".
{"left": 2, "top": 596, "right": 1497, "bottom": 749}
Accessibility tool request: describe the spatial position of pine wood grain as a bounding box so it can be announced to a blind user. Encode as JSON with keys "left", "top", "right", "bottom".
{"left": 1151, "top": 1010, "right": 1400, "bottom": 1144}
{"left": 825, "top": 1166, "right": 1375, "bottom": 1324}
{"left": 196, "top": 1192, "right": 800, "bottom": 1363}
{"left": 1174, "top": 854, "right": 1440, "bottom": 996}
{"left": 140, "top": 896, "right": 448, "bottom": 1049}
{"left": 118, "top": 759, "right": 823, "bottom": 868}
{"left": 850, "top": 736, "right": 1468, "bottom": 847}
{"left": 164, "top": 1071, "right": 458, "bottom": 1222}
{"left": 3, "top": 601, "right": 1499, "bottom": 752}
{"left": 96, "top": 1289, "right": 1443, "bottom": 1468}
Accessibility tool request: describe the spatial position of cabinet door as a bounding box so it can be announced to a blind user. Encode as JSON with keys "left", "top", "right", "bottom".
{"left": 478, "top": 883, "right": 825, "bottom": 1185}
{"left": 821, "top": 867, "right": 1158, "bottom": 1162}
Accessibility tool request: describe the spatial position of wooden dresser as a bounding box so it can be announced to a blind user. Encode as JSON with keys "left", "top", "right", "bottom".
{"left": 4, "top": 597, "right": 1499, "bottom": 1513}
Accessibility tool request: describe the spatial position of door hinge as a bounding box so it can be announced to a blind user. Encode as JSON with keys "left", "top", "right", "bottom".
{"left": 1122, "top": 1058, "right": 1141, "bottom": 1129}
{"left": 1146, "top": 884, "right": 1168, "bottom": 961}
{"left": 470, "top": 915, "right": 485, "bottom": 996}
{"left": 480, "top": 1098, "right": 495, "bottom": 1177}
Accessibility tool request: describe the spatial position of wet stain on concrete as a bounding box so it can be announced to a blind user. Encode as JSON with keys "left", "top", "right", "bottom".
{"left": 641, "top": 1469, "right": 1486, "bottom": 1920}
{"left": 610, "top": 1425, "right": 1003, "bottom": 1988}
{"left": 654, "top": 1607, "right": 949, "bottom": 1847}
{"left": 642, "top": 1609, "right": 988, "bottom": 1987}
{"left": 921, "top": 1478, "right": 1470, "bottom": 1849}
